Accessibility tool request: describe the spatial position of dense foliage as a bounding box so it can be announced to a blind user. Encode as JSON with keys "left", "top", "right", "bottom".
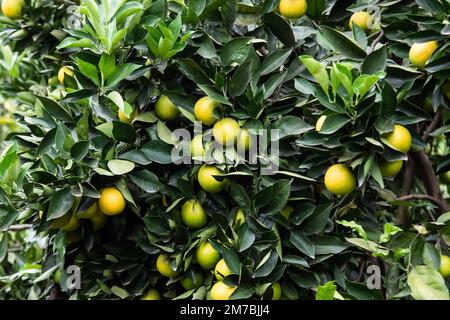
{"left": 0, "top": 0, "right": 450, "bottom": 300}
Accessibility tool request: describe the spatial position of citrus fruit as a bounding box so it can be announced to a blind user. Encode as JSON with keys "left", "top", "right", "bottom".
{"left": 61, "top": 215, "right": 80, "bottom": 232}
{"left": 190, "top": 134, "right": 205, "bottom": 158}
{"left": 118, "top": 108, "right": 138, "bottom": 124}
{"left": 279, "top": 0, "right": 307, "bottom": 19}
{"left": 383, "top": 124, "right": 412, "bottom": 153}
{"left": 54, "top": 269, "right": 61, "bottom": 284}
{"left": 281, "top": 205, "right": 294, "bottom": 219}
{"left": 49, "top": 214, "right": 72, "bottom": 229}
{"left": 98, "top": 187, "right": 126, "bottom": 216}
{"left": 90, "top": 211, "right": 107, "bottom": 231}
{"left": 316, "top": 115, "right": 326, "bottom": 132}
{"left": 141, "top": 289, "right": 161, "bottom": 300}
{"left": 271, "top": 282, "right": 282, "bottom": 300}
{"left": 195, "top": 242, "right": 221, "bottom": 270}
{"left": 211, "top": 281, "right": 236, "bottom": 300}
{"left": 324, "top": 164, "right": 356, "bottom": 195}
{"left": 441, "top": 171, "right": 450, "bottom": 184}
{"left": 1, "top": 0, "right": 24, "bottom": 19}
{"left": 443, "top": 81, "right": 450, "bottom": 100}
{"left": 349, "top": 11, "right": 372, "bottom": 31}
{"left": 234, "top": 208, "right": 245, "bottom": 226}
{"left": 181, "top": 199, "right": 207, "bottom": 229}
{"left": 237, "top": 129, "right": 251, "bottom": 151}
{"left": 439, "top": 255, "right": 450, "bottom": 278}
{"left": 77, "top": 201, "right": 98, "bottom": 219}
{"left": 214, "top": 258, "right": 232, "bottom": 280}
{"left": 213, "top": 118, "right": 240, "bottom": 146}
{"left": 155, "top": 95, "right": 180, "bottom": 121}
{"left": 156, "top": 253, "right": 179, "bottom": 277}
{"left": 409, "top": 41, "right": 438, "bottom": 69}
{"left": 198, "top": 165, "right": 226, "bottom": 193}
{"left": 58, "top": 66, "right": 74, "bottom": 84}
{"left": 194, "top": 96, "right": 220, "bottom": 125}
{"left": 180, "top": 271, "right": 205, "bottom": 290}
{"left": 380, "top": 160, "right": 403, "bottom": 177}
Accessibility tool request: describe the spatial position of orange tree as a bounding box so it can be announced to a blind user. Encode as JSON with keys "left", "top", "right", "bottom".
{"left": 0, "top": 0, "right": 450, "bottom": 300}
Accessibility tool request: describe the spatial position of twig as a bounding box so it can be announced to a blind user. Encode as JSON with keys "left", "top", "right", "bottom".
{"left": 370, "top": 30, "right": 384, "bottom": 53}
{"left": 398, "top": 155, "right": 414, "bottom": 226}
{"left": 396, "top": 194, "right": 445, "bottom": 209}
{"left": 422, "top": 109, "right": 442, "bottom": 142}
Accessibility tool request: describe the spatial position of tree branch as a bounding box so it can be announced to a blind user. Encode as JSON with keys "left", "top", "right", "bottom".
{"left": 422, "top": 110, "right": 442, "bottom": 142}
{"left": 398, "top": 155, "right": 414, "bottom": 226}
{"left": 409, "top": 150, "right": 449, "bottom": 214}
{"left": 397, "top": 194, "right": 446, "bottom": 209}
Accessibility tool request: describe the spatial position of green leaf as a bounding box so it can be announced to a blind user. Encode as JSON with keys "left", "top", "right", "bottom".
{"left": 36, "top": 96, "right": 72, "bottom": 122}
{"left": 106, "top": 63, "right": 141, "bottom": 87}
{"left": 76, "top": 57, "right": 99, "bottom": 85}
{"left": 107, "top": 159, "right": 135, "bottom": 175}
{"left": 318, "top": 114, "right": 351, "bottom": 135}
{"left": 338, "top": 220, "right": 368, "bottom": 240}
{"left": 407, "top": 265, "right": 449, "bottom": 300}
{"left": 299, "top": 56, "right": 329, "bottom": 96}
{"left": 129, "top": 170, "right": 163, "bottom": 193}
{"left": 272, "top": 115, "right": 314, "bottom": 139}
{"left": 320, "top": 26, "right": 367, "bottom": 60}
{"left": 316, "top": 281, "right": 337, "bottom": 300}
{"left": 47, "top": 189, "right": 74, "bottom": 220}
{"left": 353, "top": 74, "right": 382, "bottom": 99}
{"left": 262, "top": 12, "right": 295, "bottom": 47}
{"left": 253, "top": 251, "right": 278, "bottom": 278}
{"left": 220, "top": 37, "right": 251, "bottom": 66}
{"left": 290, "top": 231, "right": 315, "bottom": 258}
{"left": 259, "top": 48, "right": 292, "bottom": 76}
{"left": 362, "top": 46, "right": 387, "bottom": 74}
{"left": 142, "top": 140, "right": 174, "bottom": 164}
{"left": 229, "top": 60, "right": 253, "bottom": 97}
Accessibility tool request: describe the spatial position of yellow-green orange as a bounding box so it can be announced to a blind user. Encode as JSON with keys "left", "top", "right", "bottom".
{"left": 409, "top": 41, "right": 438, "bottom": 69}
{"left": 49, "top": 214, "right": 72, "bottom": 229}
{"left": 77, "top": 202, "right": 98, "bottom": 219}
{"left": 98, "top": 187, "right": 126, "bottom": 216}
{"left": 194, "top": 96, "right": 220, "bottom": 125}
{"left": 324, "top": 164, "right": 356, "bottom": 195}
{"left": 61, "top": 216, "right": 80, "bottom": 232}
{"left": 1, "top": 0, "right": 24, "bottom": 19}
{"left": 441, "top": 171, "right": 450, "bottom": 184}
{"left": 155, "top": 95, "right": 180, "bottom": 121}
{"left": 237, "top": 129, "right": 251, "bottom": 151}
{"left": 156, "top": 254, "right": 179, "bottom": 277}
{"left": 213, "top": 118, "right": 240, "bottom": 146}
{"left": 196, "top": 242, "right": 221, "bottom": 270}
{"left": 349, "top": 11, "right": 372, "bottom": 31}
{"left": 58, "top": 66, "right": 74, "bottom": 84}
{"left": 380, "top": 160, "right": 403, "bottom": 177}
{"left": 278, "top": 0, "right": 307, "bottom": 19}
{"left": 181, "top": 272, "right": 204, "bottom": 290}
{"left": 211, "top": 281, "right": 236, "bottom": 300}
{"left": 214, "top": 259, "right": 232, "bottom": 281}
{"left": 383, "top": 125, "right": 412, "bottom": 153}
{"left": 118, "top": 109, "right": 138, "bottom": 124}
{"left": 141, "top": 289, "right": 161, "bottom": 300}
{"left": 90, "top": 211, "right": 107, "bottom": 231}
{"left": 190, "top": 134, "right": 205, "bottom": 158}
{"left": 281, "top": 205, "right": 294, "bottom": 220}
{"left": 439, "top": 255, "right": 450, "bottom": 278}
{"left": 198, "top": 165, "right": 226, "bottom": 193}
{"left": 234, "top": 208, "right": 245, "bottom": 226}
{"left": 271, "top": 282, "right": 282, "bottom": 300}
{"left": 316, "top": 115, "right": 326, "bottom": 132}
{"left": 181, "top": 199, "right": 207, "bottom": 229}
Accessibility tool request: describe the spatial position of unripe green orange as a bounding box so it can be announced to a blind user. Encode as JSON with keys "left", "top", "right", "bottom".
{"left": 61, "top": 216, "right": 80, "bottom": 232}
{"left": 156, "top": 253, "right": 180, "bottom": 277}
{"left": 236, "top": 129, "right": 251, "bottom": 151}
{"left": 77, "top": 202, "right": 98, "bottom": 219}
{"left": 90, "top": 211, "right": 107, "bottom": 231}
{"left": 155, "top": 95, "right": 180, "bottom": 121}
{"left": 213, "top": 118, "right": 240, "bottom": 146}
{"left": 196, "top": 242, "right": 221, "bottom": 270}
{"left": 181, "top": 271, "right": 205, "bottom": 290}
{"left": 190, "top": 134, "right": 205, "bottom": 158}
{"left": 271, "top": 282, "right": 282, "bottom": 300}
{"left": 181, "top": 199, "right": 207, "bottom": 229}
{"left": 234, "top": 208, "right": 245, "bottom": 226}
{"left": 141, "top": 289, "right": 161, "bottom": 300}
{"left": 214, "top": 259, "right": 232, "bottom": 280}
{"left": 118, "top": 108, "right": 138, "bottom": 124}
{"left": 439, "top": 255, "right": 450, "bottom": 278}
{"left": 441, "top": 171, "right": 450, "bottom": 184}
{"left": 383, "top": 125, "right": 412, "bottom": 154}
{"left": 1, "top": 0, "right": 24, "bottom": 19}
{"left": 198, "top": 165, "right": 226, "bottom": 193}
{"left": 380, "top": 160, "right": 403, "bottom": 177}
{"left": 194, "top": 96, "right": 220, "bottom": 125}
{"left": 58, "top": 66, "right": 74, "bottom": 84}
{"left": 324, "top": 164, "right": 356, "bottom": 195}
{"left": 211, "top": 281, "right": 236, "bottom": 300}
